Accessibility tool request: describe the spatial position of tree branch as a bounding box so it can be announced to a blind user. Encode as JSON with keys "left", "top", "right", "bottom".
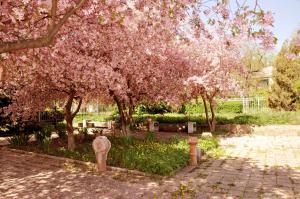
{"left": 0, "top": 0, "right": 88, "bottom": 53}
{"left": 71, "top": 96, "right": 82, "bottom": 119}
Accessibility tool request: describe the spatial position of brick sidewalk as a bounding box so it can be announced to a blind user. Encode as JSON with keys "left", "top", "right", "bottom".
{"left": 1, "top": 135, "right": 300, "bottom": 199}
{"left": 0, "top": 148, "right": 159, "bottom": 199}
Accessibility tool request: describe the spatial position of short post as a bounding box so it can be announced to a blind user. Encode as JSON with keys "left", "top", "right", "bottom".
{"left": 108, "top": 121, "right": 116, "bottom": 130}
{"left": 188, "top": 122, "right": 196, "bottom": 134}
{"left": 83, "top": 120, "right": 88, "bottom": 128}
{"left": 148, "top": 119, "right": 159, "bottom": 132}
{"left": 92, "top": 136, "right": 111, "bottom": 172}
{"left": 196, "top": 146, "right": 202, "bottom": 162}
{"left": 188, "top": 137, "right": 198, "bottom": 166}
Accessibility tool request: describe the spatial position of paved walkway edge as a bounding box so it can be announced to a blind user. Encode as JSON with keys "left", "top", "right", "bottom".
{"left": 2, "top": 147, "right": 153, "bottom": 177}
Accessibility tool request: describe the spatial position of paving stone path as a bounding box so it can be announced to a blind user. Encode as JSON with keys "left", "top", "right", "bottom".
{"left": 1, "top": 134, "right": 300, "bottom": 199}
{"left": 0, "top": 148, "right": 159, "bottom": 199}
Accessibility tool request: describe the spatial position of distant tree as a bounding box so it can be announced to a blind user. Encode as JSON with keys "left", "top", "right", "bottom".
{"left": 241, "top": 44, "right": 275, "bottom": 95}
{"left": 290, "top": 28, "right": 300, "bottom": 107}
{"left": 268, "top": 42, "right": 299, "bottom": 111}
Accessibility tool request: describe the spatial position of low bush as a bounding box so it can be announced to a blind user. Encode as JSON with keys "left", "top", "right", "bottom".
{"left": 55, "top": 122, "right": 67, "bottom": 139}
{"left": 198, "top": 137, "right": 219, "bottom": 151}
{"left": 34, "top": 124, "right": 55, "bottom": 145}
{"left": 144, "top": 131, "right": 156, "bottom": 142}
{"left": 178, "top": 102, "right": 204, "bottom": 114}
{"left": 179, "top": 100, "right": 243, "bottom": 114}
{"left": 217, "top": 101, "right": 243, "bottom": 113}
{"left": 40, "top": 137, "right": 52, "bottom": 152}
{"left": 108, "top": 137, "right": 189, "bottom": 175}
{"left": 8, "top": 133, "right": 30, "bottom": 146}
{"left": 136, "top": 102, "right": 172, "bottom": 114}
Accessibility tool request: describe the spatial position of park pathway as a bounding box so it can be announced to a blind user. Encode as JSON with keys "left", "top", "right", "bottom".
{"left": 1, "top": 133, "right": 300, "bottom": 199}
{"left": 156, "top": 135, "right": 300, "bottom": 199}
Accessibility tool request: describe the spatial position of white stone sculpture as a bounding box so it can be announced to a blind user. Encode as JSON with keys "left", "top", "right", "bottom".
{"left": 92, "top": 136, "right": 111, "bottom": 172}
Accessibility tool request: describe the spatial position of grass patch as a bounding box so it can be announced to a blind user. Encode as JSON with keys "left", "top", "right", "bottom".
{"left": 11, "top": 135, "right": 222, "bottom": 176}
{"left": 295, "top": 166, "right": 300, "bottom": 170}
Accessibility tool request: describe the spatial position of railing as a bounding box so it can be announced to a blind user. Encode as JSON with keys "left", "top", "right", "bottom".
{"left": 225, "top": 97, "right": 268, "bottom": 113}
{"left": 37, "top": 111, "right": 64, "bottom": 123}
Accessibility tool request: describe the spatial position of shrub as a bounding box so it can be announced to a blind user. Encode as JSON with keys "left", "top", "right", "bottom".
{"left": 78, "top": 127, "right": 89, "bottom": 140}
{"left": 168, "top": 135, "right": 181, "bottom": 144}
{"left": 55, "top": 122, "right": 67, "bottom": 139}
{"left": 217, "top": 101, "right": 243, "bottom": 113}
{"left": 198, "top": 137, "right": 219, "bottom": 152}
{"left": 178, "top": 102, "right": 204, "bottom": 114}
{"left": 137, "top": 102, "right": 172, "bottom": 114}
{"left": 144, "top": 131, "right": 156, "bottom": 142}
{"left": 107, "top": 137, "right": 189, "bottom": 175}
{"left": 118, "top": 136, "right": 134, "bottom": 146}
{"left": 40, "top": 137, "right": 52, "bottom": 152}
{"left": 34, "top": 124, "right": 54, "bottom": 145}
{"left": 178, "top": 101, "right": 243, "bottom": 114}
{"left": 8, "top": 133, "right": 30, "bottom": 146}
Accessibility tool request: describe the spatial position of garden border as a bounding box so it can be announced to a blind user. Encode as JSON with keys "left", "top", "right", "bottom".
{"left": 2, "top": 146, "right": 154, "bottom": 177}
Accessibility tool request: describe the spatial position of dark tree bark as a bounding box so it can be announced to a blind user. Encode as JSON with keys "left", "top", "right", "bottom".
{"left": 63, "top": 90, "right": 82, "bottom": 151}
{"left": 201, "top": 93, "right": 216, "bottom": 132}
{"left": 113, "top": 95, "right": 132, "bottom": 136}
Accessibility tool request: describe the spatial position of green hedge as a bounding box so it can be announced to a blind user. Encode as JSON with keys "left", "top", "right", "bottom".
{"left": 179, "top": 101, "right": 243, "bottom": 114}
{"left": 217, "top": 101, "right": 243, "bottom": 113}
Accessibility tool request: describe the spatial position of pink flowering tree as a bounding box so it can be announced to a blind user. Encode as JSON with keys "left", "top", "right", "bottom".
{"left": 1, "top": 0, "right": 192, "bottom": 143}
{"left": 1, "top": 0, "right": 276, "bottom": 140}
{"left": 89, "top": 16, "right": 189, "bottom": 135}
{"left": 1, "top": 22, "right": 107, "bottom": 150}
{"left": 0, "top": 0, "right": 140, "bottom": 53}
{"left": 184, "top": 2, "right": 275, "bottom": 132}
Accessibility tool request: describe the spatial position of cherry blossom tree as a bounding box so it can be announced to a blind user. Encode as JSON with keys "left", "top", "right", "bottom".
{"left": 2, "top": 0, "right": 191, "bottom": 144}
{"left": 1, "top": 0, "right": 276, "bottom": 142}
{"left": 1, "top": 13, "right": 122, "bottom": 150}
{"left": 184, "top": 2, "right": 275, "bottom": 132}
{"left": 86, "top": 14, "right": 189, "bottom": 135}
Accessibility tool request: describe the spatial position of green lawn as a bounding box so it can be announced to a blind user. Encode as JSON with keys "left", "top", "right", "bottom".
{"left": 74, "top": 111, "right": 300, "bottom": 125}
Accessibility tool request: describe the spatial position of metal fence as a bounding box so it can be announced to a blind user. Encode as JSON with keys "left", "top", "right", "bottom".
{"left": 226, "top": 97, "right": 268, "bottom": 113}
{"left": 79, "top": 103, "right": 115, "bottom": 114}
{"left": 75, "top": 97, "right": 269, "bottom": 116}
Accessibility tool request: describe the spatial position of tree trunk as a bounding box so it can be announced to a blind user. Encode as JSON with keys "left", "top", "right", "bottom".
{"left": 208, "top": 99, "right": 216, "bottom": 132}
{"left": 202, "top": 95, "right": 216, "bottom": 132}
{"left": 63, "top": 90, "right": 82, "bottom": 151}
{"left": 202, "top": 96, "right": 211, "bottom": 130}
{"left": 114, "top": 98, "right": 131, "bottom": 136}
{"left": 66, "top": 117, "right": 75, "bottom": 151}
{"left": 121, "top": 122, "right": 131, "bottom": 136}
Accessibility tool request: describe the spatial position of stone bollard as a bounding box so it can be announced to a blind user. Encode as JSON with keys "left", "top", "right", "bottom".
{"left": 92, "top": 136, "right": 111, "bottom": 172}
{"left": 188, "top": 137, "right": 198, "bottom": 166}
{"left": 196, "top": 146, "right": 202, "bottom": 162}
{"left": 148, "top": 120, "right": 159, "bottom": 132}
{"left": 83, "top": 120, "right": 88, "bottom": 128}
{"left": 188, "top": 122, "right": 197, "bottom": 134}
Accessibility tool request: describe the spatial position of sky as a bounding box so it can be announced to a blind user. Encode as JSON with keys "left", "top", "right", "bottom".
{"left": 259, "top": 0, "right": 300, "bottom": 51}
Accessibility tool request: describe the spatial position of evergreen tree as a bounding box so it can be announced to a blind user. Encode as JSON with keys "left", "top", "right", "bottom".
{"left": 268, "top": 42, "right": 299, "bottom": 111}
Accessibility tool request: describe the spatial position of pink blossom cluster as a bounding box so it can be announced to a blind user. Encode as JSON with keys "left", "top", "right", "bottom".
{"left": 1, "top": 0, "right": 275, "bottom": 121}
